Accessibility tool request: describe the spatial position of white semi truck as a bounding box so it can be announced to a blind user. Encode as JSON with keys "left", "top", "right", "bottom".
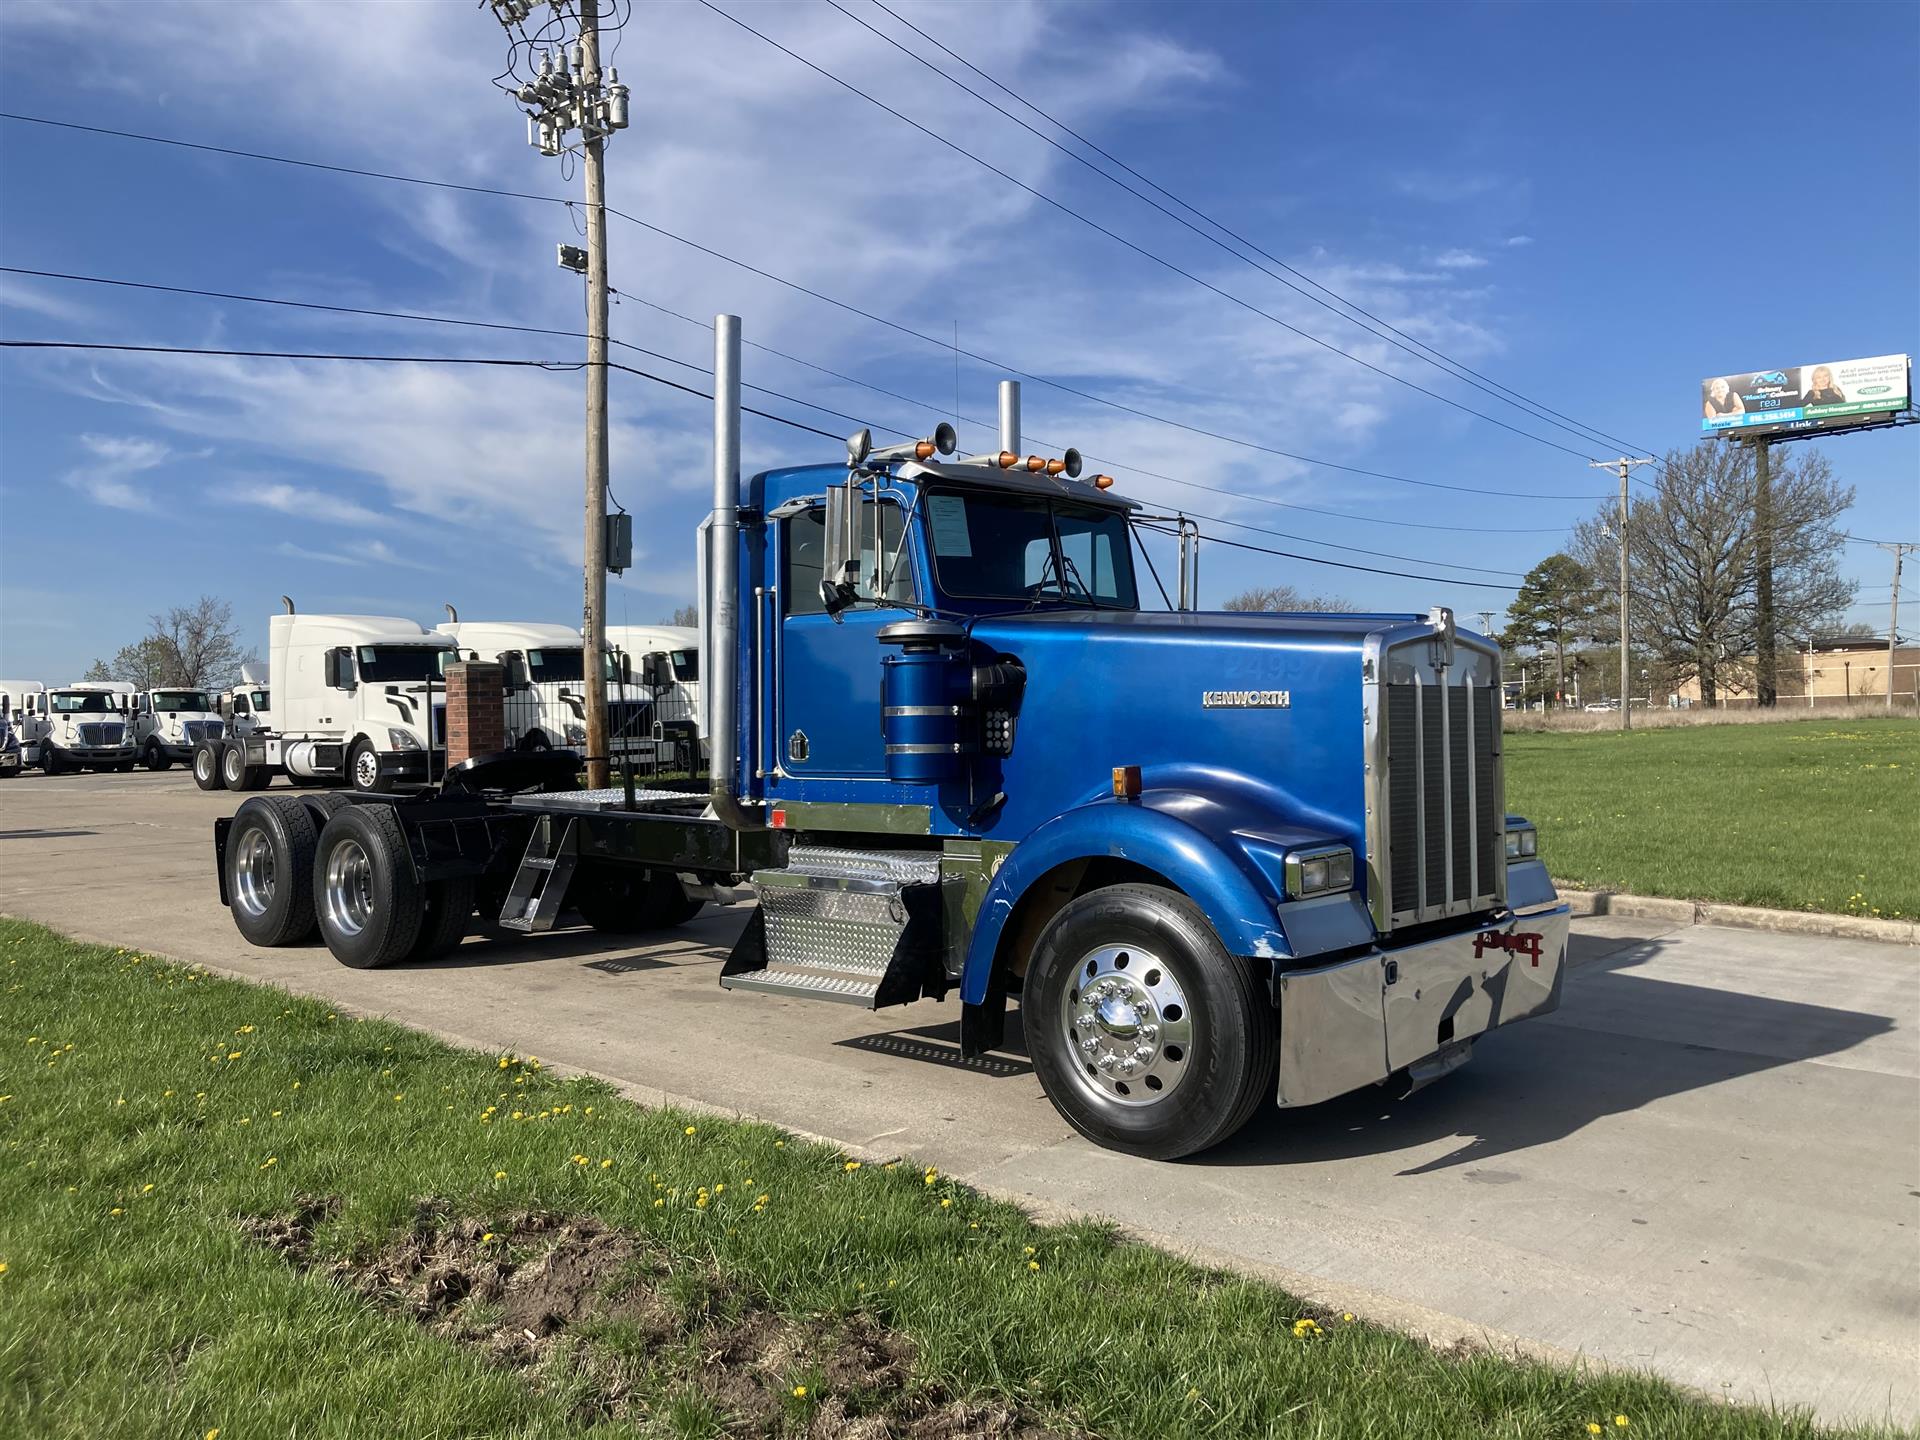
{"left": 195, "top": 610, "right": 451, "bottom": 793}
{"left": 219, "top": 664, "right": 272, "bottom": 737}
{"left": 131, "top": 687, "right": 227, "bottom": 770}
{"left": 438, "top": 614, "right": 656, "bottom": 762}
{"left": 605, "top": 623, "right": 704, "bottom": 768}
{"left": 0, "top": 680, "right": 44, "bottom": 775}
{"left": 23, "top": 681, "right": 137, "bottom": 773}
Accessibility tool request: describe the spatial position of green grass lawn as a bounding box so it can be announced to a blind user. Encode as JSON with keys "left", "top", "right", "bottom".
{"left": 0, "top": 918, "right": 1867, "bottom": 1440}
{"left": 1505, "top": 717, "right": 1918, "bottom": 919}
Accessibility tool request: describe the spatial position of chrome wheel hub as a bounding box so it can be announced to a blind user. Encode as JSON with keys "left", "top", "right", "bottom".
{"left": 1062, "top": 944, "right": 1193, "bottom": 1106}
{"left": 322, "top": 837, "right": 374, "bottom": 937}
{"left": 354, "top": 749, "right": 379, "bottom": 788}
{"left": 233, "top": 828, "right": 275, "bottom": 918}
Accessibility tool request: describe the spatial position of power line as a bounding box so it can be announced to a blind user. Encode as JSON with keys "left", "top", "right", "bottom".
{"left": 1136, "top": 522, "right": 1519, "bottom": 592}
{"left": 692, "top": 0, "right": 1622, "bottom": 468}
{"left": 5, "top": 337, "right": 1515, "bottom": 592}
{"left": 3, "top": 263, "right": 1575, "bottom": 572}
{"left": 1, "top": 110, "right": 1608, "bottom": 505}
{"left": 830, "top": 0, "right": 1652, "bottom": 460}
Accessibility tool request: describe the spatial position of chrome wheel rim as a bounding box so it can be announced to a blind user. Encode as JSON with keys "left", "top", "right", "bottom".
{"left": 353, "top": 748, "right": 380, "bottom": 789}
{"left": 1061, "top": 944, "right": 1193, "bottom": 1106}
{"left": 322, "top": 837, "right": 374, "bottom": 938}
{"left": 224, "top": 749, "right": 242, "bottom": 785}
{"left": 195, "top": 749, "right": 213, "bottom": 782}
{"left": 233, "top": 827, "right": 275, "bottom": 918}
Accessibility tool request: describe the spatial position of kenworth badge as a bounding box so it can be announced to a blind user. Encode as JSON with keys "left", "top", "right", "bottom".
{"left": 1201, "top": 690, "right": 1291, "bottom": 709}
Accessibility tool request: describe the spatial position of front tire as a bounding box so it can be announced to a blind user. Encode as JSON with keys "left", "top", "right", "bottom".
{"left": 144, "top": 740, "right": 172, "bottom": 772}
{"left": 313, "top": 804, "right": 422, "bottom": 968}
{"left": 348, "top": 739, "right": 394, "bottom": 794}
{"left": 227, "top": 796, "right": 320, "bottom": 946}
{"left": 570, "top": 864, "right": 703, "bottom": 932}
{"left": 1025, "top": 884, "right": 1274, "bottom": 1161}
{"left": 40, "top": 745, "right": 63, "bottom": 776}
{"left": 193, "top": 741, "right": 225, "bottom": 790}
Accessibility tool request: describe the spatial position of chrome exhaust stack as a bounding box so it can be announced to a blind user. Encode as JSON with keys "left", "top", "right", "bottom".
{"left": 998, "top": 379, "right": 1020, "bottom": 455}
{"left": 708, "top": 314, "right": 757, "bottom": 830}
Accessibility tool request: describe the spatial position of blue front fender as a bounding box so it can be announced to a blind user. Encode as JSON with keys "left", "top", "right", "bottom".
{"left": 960, "top": 791, "right": 1375, "bottom": 1005}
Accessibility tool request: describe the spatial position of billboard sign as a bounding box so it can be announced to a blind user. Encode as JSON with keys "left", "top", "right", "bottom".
{"left": 1700, "top": 353, "right": 1910, "bottom": 438}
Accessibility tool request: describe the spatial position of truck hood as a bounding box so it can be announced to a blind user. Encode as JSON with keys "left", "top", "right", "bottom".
{"left": 968, "top": 608, "right": 1451, "bottom": 844}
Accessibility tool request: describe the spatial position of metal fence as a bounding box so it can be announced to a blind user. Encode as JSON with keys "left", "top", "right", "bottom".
{"left": 500, "top": 678, "right": 705, "bottom": 778}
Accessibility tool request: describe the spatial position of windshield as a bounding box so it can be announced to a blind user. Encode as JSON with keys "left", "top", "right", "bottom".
{"left": 152, "top": 690, "right": 213, "bottom": 712}
{"left": 525, "top": 647, "right": 583, "bottom": 685}
{"left": 357, "top": 645, "right": 448, "bottom": 683}
{"left": 51, "top": 692, "right": 117, "bottom": 713}
{"left": 925, "top": 490, "right": 1137, "bottom": 609}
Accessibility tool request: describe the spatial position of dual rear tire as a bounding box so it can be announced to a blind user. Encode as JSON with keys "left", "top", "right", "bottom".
{"left": 225, "top": 795, "right": 471, "bottom": 966}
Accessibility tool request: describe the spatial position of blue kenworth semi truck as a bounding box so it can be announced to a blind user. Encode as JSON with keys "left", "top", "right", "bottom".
{"left": 215, "top": 315, "right": 1568, "bottom": 1160}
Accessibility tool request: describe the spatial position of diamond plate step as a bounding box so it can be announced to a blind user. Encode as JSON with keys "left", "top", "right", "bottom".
{"left": 718, "top": 967, "right": 881, "bottom": 1006}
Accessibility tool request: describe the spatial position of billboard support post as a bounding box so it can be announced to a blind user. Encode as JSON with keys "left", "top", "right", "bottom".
{"left": 1754, "top": 440, "right": 1776, "bottom": 708}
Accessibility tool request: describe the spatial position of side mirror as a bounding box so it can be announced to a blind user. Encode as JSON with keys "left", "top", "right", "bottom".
{"left": 640, "top": 653, "right": 669, "bottom": 689}
{"left": 819, "top": 576, "right": 852, "bottom": 619}
{"left": 821, "top": 482, "right": 862, "bottom": 614}
{"left": 503, "top": 654, "right": 529, "bottom": 690}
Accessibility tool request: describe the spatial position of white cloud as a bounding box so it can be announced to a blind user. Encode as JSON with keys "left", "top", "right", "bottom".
{"left": 229, "top": 482, "right": 384, "bottom": 527}
{"left": 1393, "top": 171, "right": 1505, "bottom": 203}
{"left": 1432, "top": 249, "right": 1489, "bottom": 271}
{"left": 60, "top": 432, "right": 173, "bottom": 511}
{"left": 1505, "top": 234, "right": 1535, "bottom": 247}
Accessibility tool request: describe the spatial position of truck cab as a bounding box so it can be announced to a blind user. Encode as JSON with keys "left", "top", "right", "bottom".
{"left": 132, "top": 687, "right": 225, "bottom": 770}
{"left": 604, "top": 623, "right": 702, "bottom": 769}
{"left": 0, "top": 681, "right": 43, "bottom": 776}
{"left": 436, "top": 618, "right": 649, "bottom": 760}
{"left": 28, "top": 681, "right": 137, "bottom": 773}
{"left": 220, "top": 679, "right": 272, "bottom": 738}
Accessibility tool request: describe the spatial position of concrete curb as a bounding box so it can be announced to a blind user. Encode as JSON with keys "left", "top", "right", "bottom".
{"left": 1555, "top": 885, "right": 1918, "bottom": 946}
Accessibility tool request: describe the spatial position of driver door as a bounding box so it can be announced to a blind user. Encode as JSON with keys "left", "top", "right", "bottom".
{"left": 774, "top": 499, "right": 914, "bottom": 781}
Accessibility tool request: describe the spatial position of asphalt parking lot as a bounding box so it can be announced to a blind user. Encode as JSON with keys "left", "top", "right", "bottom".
{"left": 2, "top": 767, "right": 1915, "bottom": 1427}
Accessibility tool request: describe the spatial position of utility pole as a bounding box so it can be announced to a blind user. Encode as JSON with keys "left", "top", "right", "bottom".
{"left": 488, "top": 0, "right": 631, "bottom": 789}
{"left": 1753, "top": 439, "right": 1777, "bottom": 707}
{"left": 1877, "top": 541, "right": 1917, "bottom": 711}
{"left": 1591, "top": 457, "right": 1654, "bottom": 731}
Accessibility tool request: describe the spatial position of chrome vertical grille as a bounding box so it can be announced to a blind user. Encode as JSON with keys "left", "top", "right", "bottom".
{"left": 1379, "top": 677, "right": 1501, "bottom": 928}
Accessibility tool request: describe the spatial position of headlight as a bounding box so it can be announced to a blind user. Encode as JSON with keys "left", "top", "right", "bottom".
{"left": 1504, "top": 820, "right": 1538, "bottom": 860}
{"left": 1284, "top": 844, "right": 1355, "bottom": 899}
{"left": 387, "top": 727, "right": 422, "bottom": 751}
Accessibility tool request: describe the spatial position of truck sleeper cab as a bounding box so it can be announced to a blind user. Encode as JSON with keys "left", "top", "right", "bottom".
{"left": 212, "top": 332, "right": 1567, "bottom": 1162}
{"left": 437, "top": 618, "right": 653, "bottom": 761}
{"left": 197, "top": 613, "right": 451, "bottom": 795}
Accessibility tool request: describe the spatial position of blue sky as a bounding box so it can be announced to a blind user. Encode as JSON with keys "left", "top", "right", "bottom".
{"left": 2, "top": 0, "right": 1915, "bottom": 682}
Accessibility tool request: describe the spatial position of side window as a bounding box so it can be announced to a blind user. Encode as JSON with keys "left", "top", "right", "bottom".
{"left": 784, "top": 508, "right": 827, "bottom": 616}
{"left": 783, "top": 500, "right": 914, "bottom": 617}
{"left": 233, "top": 694, "right": 249, "bottom": 716}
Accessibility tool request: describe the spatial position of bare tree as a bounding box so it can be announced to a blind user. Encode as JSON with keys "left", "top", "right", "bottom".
{"left": 1571, "top": 445, "right": 1852, "bottom": 706}
{"left": 667, "top": 604, "right": 698, "bottom": 628}
{"left": 152, "top": 598, "right": 257, "bottom": 689}
{"left": 1221, "top": 585, "right": 1357, "bottom": 613}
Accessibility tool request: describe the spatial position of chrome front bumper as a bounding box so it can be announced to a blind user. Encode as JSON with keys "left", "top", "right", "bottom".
{"left": 1274, "top": 904, "right": 1570, "bottom": 1107}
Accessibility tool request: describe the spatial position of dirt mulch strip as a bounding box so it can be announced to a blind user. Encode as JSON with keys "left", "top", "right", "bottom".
{"left": 243, "top": 1196, "right": 1075, "bottom": 1439}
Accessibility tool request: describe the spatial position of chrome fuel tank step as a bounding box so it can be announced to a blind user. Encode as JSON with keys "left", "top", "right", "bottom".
{"left": 719, "top": 845, "right": 946, "bottom": 1010}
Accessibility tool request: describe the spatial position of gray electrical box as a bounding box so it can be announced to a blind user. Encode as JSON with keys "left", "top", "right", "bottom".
{"left": 605, "top": 512, "right": 632, "bottom": 574}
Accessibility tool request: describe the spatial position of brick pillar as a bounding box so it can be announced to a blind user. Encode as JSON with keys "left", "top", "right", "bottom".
{"left": 444, "top": 661, "right": 506, "bottom": 771}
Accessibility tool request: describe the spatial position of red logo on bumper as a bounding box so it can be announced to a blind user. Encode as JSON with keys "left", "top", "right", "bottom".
{"left": 1474, "top": 929, "right": 1545, "bottom": 966}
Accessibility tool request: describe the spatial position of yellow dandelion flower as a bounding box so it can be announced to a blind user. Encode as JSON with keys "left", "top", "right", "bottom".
{"left": 481, "top": 1232, "right": 496, "bottom": 1244}
{"left": 714, "top": 1182, "right": 725, "bottom": 1193}
{"left": 792, "top": 1385, "right": 807, "bottom": 1399}
{"left": 1614, "top": 1420, "right": 1630, "bottom": 1430}
{"left": 493, "top": 1170, "right": 507, "bottom": 1181}
{"left": 110, "top": 1207, "right": 123, "bottom": 1216}
{"left": 695, "top": 1195, "right": 709, "bottom": 1209}
{"left": 227, "top": 1051, "right": 241, "bottom": 1061}
{"left": 940, "top": 1197, "right": 952, "bottom": 1208}
{"left": 774, "top": 1139, "right": 785, "bottom": 1148}
{"left": 207, "top": 1430, "right": 221, "bottom": 1440}
{"left": 1342, "top": 1313, "right": 1355, "bottom": 1323}
{"left": 1587, "top": 1426, "right": 1603, "bottom": 1436}
{"left": 142, "top": 1183, "right": 155, "bottom": 1193}
{"left": 236, "top": 1025, "right": 254, "bottom": 1034}
{"left": 1027, "top": 1260, "right": 1040, "bottom": 1271}
{"left": 0, "top": 1262, "right": 9, "bottom": 1274}
{"left": 1023, "top": 1245, "right": 1036, "bottom": 1256}
{"left": 1186, "top": 1388, "right": 1199, "bottom": 1401}
{"left": 685, "top": 1125, "right": 698, "bottom": 1136}
{"left": 393, "top": 1093, "right": 404, "bottom": 1102}
{"left": 600, "top": 1158, "right": 612, "bottom": 1170}
{"left": 584, "top": 1106, "right": 593, "bottom": 1115}
{"left": 655, "top": 1198, "right": 666, "bottom": 1207}
{"left": 969, "top": 1221, "right": 979, "bottom": 1230}
{"left": 844, "top": 1161, "right": 860, "bottom": 1172}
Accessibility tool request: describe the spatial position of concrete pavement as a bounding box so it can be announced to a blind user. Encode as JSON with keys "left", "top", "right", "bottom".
{"left": 2, "top": 768, "right": 1915, "bottom": 1427}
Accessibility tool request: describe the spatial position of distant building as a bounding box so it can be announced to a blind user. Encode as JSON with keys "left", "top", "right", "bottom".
{"left": 1671, "top": 636, "right": 1919, "bottom": 706}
